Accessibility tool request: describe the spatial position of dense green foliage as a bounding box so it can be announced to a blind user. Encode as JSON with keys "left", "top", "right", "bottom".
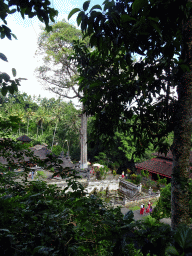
{"left": 152, "top": 179, "right": 192, "bottom": 222}
{"left": 68, "top": 0, "right": 187, "bottom": 150}
{"left": 87, "top": 115, "right": 174, "bottom": 173}
{"left": 0, "top": 89, "right": 173, "bottom": 168}
{"left": 151, "top": 183, "right": 172, "bottom": 221}
{"left": 69, "top": 0, "right": 192, "bottom": 229}
{"left": 1, "top": 168, "right": 192, "bottom": 255}
{"left": 0, "top": 91, "right": 81, "bottom": 160}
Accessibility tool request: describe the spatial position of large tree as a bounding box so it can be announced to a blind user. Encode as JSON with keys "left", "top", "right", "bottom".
{"left": 69, "top": 0, "right": 192, "bottom": 230}
{"left": 35, "top": 20, "right": 82, "bottom": 100}
{"left": 35, "top": 20, "right": 89, "bottom": 169}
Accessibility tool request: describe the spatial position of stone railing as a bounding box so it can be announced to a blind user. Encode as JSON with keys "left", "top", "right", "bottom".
{"left": 84, "top": 180, "right": 119, "bottom": 194}
{"left": 119, "top": 179, "right": 142, "bottom": 198}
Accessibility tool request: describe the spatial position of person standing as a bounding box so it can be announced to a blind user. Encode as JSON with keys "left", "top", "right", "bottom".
{"left": 146, "top": 204, "right": 150, "bottom": 213}
{"left": 142, "top": 204, "right": 145, "bottom": 214}
{"left": 140, "top": 204, "right": 145, "bottom": 215}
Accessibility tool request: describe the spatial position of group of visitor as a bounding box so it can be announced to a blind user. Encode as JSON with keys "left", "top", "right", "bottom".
{"left": 29, "top": 171, "right": 35, "bottom": 179}
{"left": 140, "top": 201, "right": 153, "bottom": 215}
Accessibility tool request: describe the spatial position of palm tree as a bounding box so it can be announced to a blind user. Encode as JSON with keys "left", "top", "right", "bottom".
{"left": 33, "top": 112, "right": 41, "bottom": 138}
{"left": 12, "top": 106, "right": 25, "bottom": 135}
{"left": 25, "top": 108, "right": 34, "bottom": 135}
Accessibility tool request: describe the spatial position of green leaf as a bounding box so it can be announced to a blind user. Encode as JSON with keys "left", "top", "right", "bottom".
{"left": 180, "top": 64, "right": 190, "bottom": 72}
{"left": 149, "top": 20, "right": 162, "bottom": 37}
{"left": 174, "top": 226, "right": 192, "bottom": 250}
{"left": 132, "top": 0, "right": 148, "bottom": 15}
{"left": 148, "top": 17, "right": 159, "bottom": 23}
{"left": 83, "top": 1, "right": 90, "bottom": 11}
{"left": 68, "top": 8, "right": 81, "bottom": 20}
{"left": 2, "top": 19, "right": 7, "bottom": 25}
{"left": 90, "top": 4, "right": 102, "bottom": 12}
{"left": 0, "top": 73, "right": 10, "bottom": 82}
{"left": 20, "top": 7, "right": 27, "bottom": 19}
{"left": 77, "top": 11, "right": 84, "bottom": 26}
{"left": 165, "top": 246, "right": 180, "bottom": 255}
{"left": 103, "top": 0, "right": 115, "bottom": 11}
{"left": 0, "top": 53, "right": 8, "bottom": 62}
{"left": 8, "top": 9, "right": 16, "bottom": 14}
{"left": 18, "top": 77, "right": 27, "bottom": 81}
{"left": 9, "top": 85, "right": 15, "bottom": 94}
{"left": 12, "top": 68, "right": 16, "bottom": 77}
{"left": 121, "top": 14, "right": 136, "bottom": 23}
{"left": 11, "top": 33, "right": 17, "bottom": 40}
{"left": 1, "top": 86, "right": 8, "bottom": 96}
{"left": 90, "top": 34, "right": 97, "bottom": 47}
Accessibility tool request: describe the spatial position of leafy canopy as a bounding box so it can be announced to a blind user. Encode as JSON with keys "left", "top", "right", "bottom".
{"left": 68, "top": 0, "right": 191, "bottom": 156}
{"left": 35, "top": 19, "right": 88, "bottom": 99}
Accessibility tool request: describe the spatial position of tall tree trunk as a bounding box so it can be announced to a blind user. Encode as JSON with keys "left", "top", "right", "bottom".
{"left": 171, "top": 15, "right": 192, "bottom": 230}
{"left": 80, "top": 106, "right": 88, "bottom": 169}
{"left": 37, "top": 126, "right": 38, "bottom": 138}
{"left": 51, "top": 121, "right": 58, "bottom": 151}
{"left": 27, "top": 118, "right": 29, "bottom": 135}
{"left": 41, "top": 121, "right": 43, "bottom": 135}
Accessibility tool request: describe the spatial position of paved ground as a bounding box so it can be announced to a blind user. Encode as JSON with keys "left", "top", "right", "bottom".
{"left": 121, "top": 207, "right": 171, "bottom": 226}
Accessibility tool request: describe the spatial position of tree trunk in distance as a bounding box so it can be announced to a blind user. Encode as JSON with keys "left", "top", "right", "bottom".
{"left": 51, "top": 121, "right": 58, "bottom": 151}
{"left": 27, "top": 118, "right": 29, "bottom": 135}
{"left": 41, "top": 121, "right": 43, "bottom": 135}
{"left": 171, "top": 15, "right": 192, "bottom": 230}
{"left": 80, "top": 108, "right": 88, "bottom": 169}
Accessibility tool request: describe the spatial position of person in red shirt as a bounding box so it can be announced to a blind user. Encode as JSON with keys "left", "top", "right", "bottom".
{"left": 146, "top": 201, "right": 151, "bottom": 213}
{"left": 140, "top": 204, "right": 145, "bottom": 214}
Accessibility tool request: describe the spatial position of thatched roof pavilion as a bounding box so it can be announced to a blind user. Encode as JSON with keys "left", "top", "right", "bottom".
{"left": 16, "top": 135, "right": 32, "bottom": 142}
{"left": 30, "top": 145, "right": 53, "bottom": 160}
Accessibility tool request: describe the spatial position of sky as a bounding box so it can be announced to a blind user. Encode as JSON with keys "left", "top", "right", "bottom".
{"left": 0, "top": 0, "right": 104, "bottom": 107}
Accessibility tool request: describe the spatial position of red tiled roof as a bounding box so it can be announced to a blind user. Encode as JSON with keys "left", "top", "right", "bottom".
{"left": 136, "top": 158, "right": 192, "bottom": 179}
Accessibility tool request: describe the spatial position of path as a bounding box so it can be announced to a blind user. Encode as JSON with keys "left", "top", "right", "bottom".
{"left": 121, "top": 207, "right": 171, "bottom": 226}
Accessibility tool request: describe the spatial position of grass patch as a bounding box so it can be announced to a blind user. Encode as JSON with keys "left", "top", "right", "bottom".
{"left": 127, "top": 199, "right": 158, "bottom": 211}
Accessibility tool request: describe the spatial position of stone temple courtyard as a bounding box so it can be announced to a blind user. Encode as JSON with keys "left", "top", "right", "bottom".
{"left": 25, "top": 168, "right": 171, "bottom": 226}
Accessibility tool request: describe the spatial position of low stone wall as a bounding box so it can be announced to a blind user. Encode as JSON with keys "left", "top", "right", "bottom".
{"left": 85, "top": 180, "right": 119, "bottom": 194}
{"left": 47, "top": 178, "right": 119, "bottom": 194}
{"left": 47, "top": 178, "right": 160, "bottom": 206}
